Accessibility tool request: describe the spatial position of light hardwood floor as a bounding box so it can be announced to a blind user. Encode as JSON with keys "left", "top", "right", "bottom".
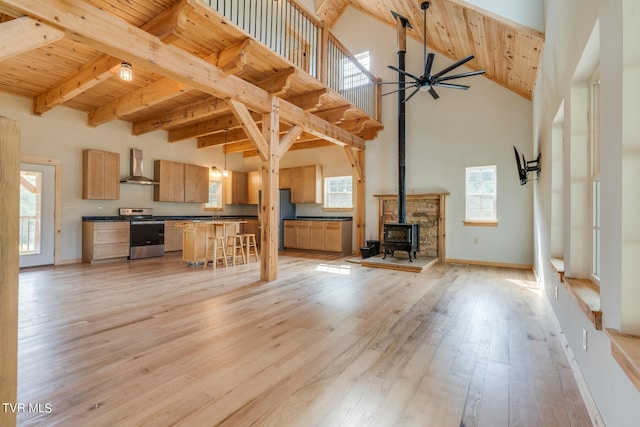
{"left": 16, "top": 253, "right": 592, "bottom": 426}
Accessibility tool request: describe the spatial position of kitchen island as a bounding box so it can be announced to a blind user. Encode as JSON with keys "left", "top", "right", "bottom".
{"left": 176, "top": 220, "right": 246, "bottom": 265}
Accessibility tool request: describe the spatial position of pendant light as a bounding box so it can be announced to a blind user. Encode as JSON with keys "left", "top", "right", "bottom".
{"left": 222, "top": 129, "right": 229, "bottom": 178}
{"left": 117, "top": 62, "right": 133, "bottom": 81}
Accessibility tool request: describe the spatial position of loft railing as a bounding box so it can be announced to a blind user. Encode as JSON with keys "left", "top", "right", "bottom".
{"left": 203, "top": 0, "right": 380, "bottom": 121}
{"left": 327, "top": 33, "right": 381, "bottom": 119}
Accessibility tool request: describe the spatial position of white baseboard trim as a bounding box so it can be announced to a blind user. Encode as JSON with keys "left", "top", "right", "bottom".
{"left": 544, "top": 294, "right": 605, "bottom": 427}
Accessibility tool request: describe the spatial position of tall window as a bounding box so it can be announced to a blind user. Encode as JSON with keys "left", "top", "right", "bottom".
{"left": 591, "top": 77, "right": 600, "bottom": 281}
{"left": 324, "top": 176, "right": 353, "bottom": 209}
{"left": 342, "top": 51, "right": 370, "bottom": 90}
{"left": 205, "top": 179, "right": 223, "bottom": 210}
{"left": 465, "top": 165, "right": 497, "bottom": 222}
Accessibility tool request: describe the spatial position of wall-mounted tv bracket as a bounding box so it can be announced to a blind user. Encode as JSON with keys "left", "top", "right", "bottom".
{"left": 514, "top": 146, "right": 541, "bottom": 185}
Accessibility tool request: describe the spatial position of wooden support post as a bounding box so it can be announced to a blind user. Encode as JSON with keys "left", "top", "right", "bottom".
{"left": 0, "top": 116, "right": 20, "bottom": 427}
{"left": 345, "top": 146, "right": 365, "bottom": 252}
{"left": 260, "top": 97, "right": 280, "bottom": 281}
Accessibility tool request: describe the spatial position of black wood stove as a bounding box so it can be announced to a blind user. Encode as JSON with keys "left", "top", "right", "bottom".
{"left": 383, "top": 223, "right": 420, "bottom": 262}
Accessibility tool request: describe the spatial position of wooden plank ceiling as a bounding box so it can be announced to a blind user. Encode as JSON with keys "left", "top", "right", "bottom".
{"left": 314, "top": 0, "right": 544, "bottom": 100}
{"left": 0, "top": 0, "right": 383, "bottom": 154}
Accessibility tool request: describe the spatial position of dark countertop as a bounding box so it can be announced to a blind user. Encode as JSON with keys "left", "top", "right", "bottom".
{"left": 287, "top": 216, "right": 353, "bottom": 222}
{"left": 82, "top": 216, "right": 128, "bottom": 222}
{"left": 82, "top": 215, "right": 259, "bottom": 222}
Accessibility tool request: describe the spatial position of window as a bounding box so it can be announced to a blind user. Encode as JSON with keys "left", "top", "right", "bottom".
{"left": 591, "top": 77, "right": 600, "bottom": 281}
{"left": 324, "top": 176, "right": 353, "bottom": 209}
{"left": 342, "top": 51, "right": 370, "bottom": 90}
{"left": 205, "top": 179, "right": 223, "bottom": 210}
{"left": 465, "top": 165, "right": 497, "bottom": 223}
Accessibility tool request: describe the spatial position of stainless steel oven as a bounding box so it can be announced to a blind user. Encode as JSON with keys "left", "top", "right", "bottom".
{"left": 119, "top": 208, "right": 164, "bottom": 259}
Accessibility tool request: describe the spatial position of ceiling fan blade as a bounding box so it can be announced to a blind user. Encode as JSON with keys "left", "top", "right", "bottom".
{"left": 387, "top": 65, "right": 420, "bottom": 81}
{"left": 425, "top": 53, "right": 435, "bottom": 78}
{"left": 382, "top": 86, "right": 413, "bottom": 96}
{"left": 432, "top": 55, "right": 475, "bottom": 79}
{"left": 376, "top": 81, "right": 414, "bottom": 85}
{"left": 437, "top": 69, "right": 486, "bottom": 82}
{"left": 434, "top": 82, "right": 470, "bottom": 90}
{"left": 403, "top": 87, "right": 421, "bottom": 103}
{"left": 428, "top": 87, "right": 439, "bottom": 99}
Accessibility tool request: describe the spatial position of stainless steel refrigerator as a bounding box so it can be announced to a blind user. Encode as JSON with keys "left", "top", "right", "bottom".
{"left": 258, "top": 189, "right": 296, "bottom": 250}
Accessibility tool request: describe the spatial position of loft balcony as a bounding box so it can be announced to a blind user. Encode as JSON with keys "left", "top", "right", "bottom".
{"left": 0, "top": 0, "right": 384, "bottom": 152}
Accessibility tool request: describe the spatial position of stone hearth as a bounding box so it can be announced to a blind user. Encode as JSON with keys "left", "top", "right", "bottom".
{"left": 374, "top": 193, "right": 447, "bottom": 261}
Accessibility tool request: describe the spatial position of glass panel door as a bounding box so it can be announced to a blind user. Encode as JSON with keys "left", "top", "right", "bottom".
{"left": 19, "top": 163, "right": 55, "bottom": 267}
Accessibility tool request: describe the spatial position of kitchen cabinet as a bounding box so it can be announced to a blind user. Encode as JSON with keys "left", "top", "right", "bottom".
{"left": 283, "top": 220, "right": 352, "bottom": 254}
{"left": 164, "top": 220, "right": 186, "bottom": 252}
{"left": 82, "top": 149, "right": 120, "bottom": 200}
{"left": 223, "top": 170, "right": 248, "bottom": 204}
{"left": 184, "top": 164, "right": 209, "bottom": 203}
{"left": 290, "top": 165, "right": 322, "bottom": 204}
{"left": 247, "top": 171, "right": 261, "bottom": 204}
{"left": 279, "top": 168, "right": 291, "bottom": 189}
{"left": 154, "top": 161, "right": 208, "bottom": 203}
{"left": 154, "top": 160, "right": 184, "bottom": 202}
{"left": 309, "top": 222, "right": 325, "bottom": 250}
{"left": 82, "top": 221, "right": 130, "bottom": 262}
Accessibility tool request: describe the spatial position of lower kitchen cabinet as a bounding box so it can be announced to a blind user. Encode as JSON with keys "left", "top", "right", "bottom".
{"left": 283, "top": 220, "right": 352, "bottom": 254}
{"left": 82, "top": 221, "right": 130, "bottom": 262}
{"left": 164, "top": 220, "right": 185, "bottom": 252}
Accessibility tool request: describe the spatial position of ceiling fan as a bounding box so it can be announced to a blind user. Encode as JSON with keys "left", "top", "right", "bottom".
{"left": 382, "top": 1, "right": 486, "bottom": 102}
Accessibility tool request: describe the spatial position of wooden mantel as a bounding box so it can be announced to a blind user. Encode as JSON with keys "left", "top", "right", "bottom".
{"left": 374, "top": 193, "right": 448, "bottom": 262}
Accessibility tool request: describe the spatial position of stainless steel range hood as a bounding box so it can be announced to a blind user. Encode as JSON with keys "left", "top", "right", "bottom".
{"left": 120, "top": 148, "right": 159, "bottom": 185}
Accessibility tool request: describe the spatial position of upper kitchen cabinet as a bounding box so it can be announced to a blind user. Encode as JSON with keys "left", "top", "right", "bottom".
{"left": 279, "top": 168, "right": 291, "bottom": 190}
{"left": 247, "top": 171, "right": 262, "bottom": 205}
{"left": 290, "top": 165, "right": 323, "bottom": 204}
{"left": 82, "top": 149, "right": 120, "bottom": 200}
{"left": 223, "top": 171, "right": 248, "bottom": 205}
{"left": 154, "top": 160, "right": 185, "bottom": 202}
{"left": 184, "top": 164, "right": 209, "bottom": 203}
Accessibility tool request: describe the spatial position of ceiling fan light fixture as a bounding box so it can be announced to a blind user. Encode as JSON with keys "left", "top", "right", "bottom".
{"left": 117, "top": 62, "right": 133, "bottom": 81}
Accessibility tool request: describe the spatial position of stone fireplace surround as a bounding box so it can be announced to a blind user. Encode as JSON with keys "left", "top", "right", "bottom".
{"left": 374, "top": 193, "right": 447, "bottom": 262}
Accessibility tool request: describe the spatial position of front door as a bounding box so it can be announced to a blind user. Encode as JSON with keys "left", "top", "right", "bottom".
{"left": 19, "top": 163, "right": 55, "bottom": 267}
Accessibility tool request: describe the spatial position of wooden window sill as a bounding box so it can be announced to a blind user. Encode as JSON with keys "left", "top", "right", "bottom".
{"left": 549, "top": 257, "right": 565, "bottom": 281}
{"left": 606, "top": 328, "right": 640, "bottom": 393}
{"left": 563, "top": 277, "right": 602, "bottom": 330}
{"left": 463, "top": 220, "right": 498, "bottom": 227}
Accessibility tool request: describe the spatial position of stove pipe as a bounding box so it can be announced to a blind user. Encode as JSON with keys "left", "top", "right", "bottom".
{"left": 392, "top": 11, "right": 412, "bottom": 224}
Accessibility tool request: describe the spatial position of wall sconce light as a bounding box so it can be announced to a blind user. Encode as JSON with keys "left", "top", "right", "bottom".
{"left": 117, "top": 62, "right": 133, "bottom": 81}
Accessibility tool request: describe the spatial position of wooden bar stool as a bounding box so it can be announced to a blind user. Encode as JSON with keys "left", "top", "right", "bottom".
{"left": 226, "top": 234, "right": 246, "bottom": 266}
{"left": 242, "top": 233, "right": 259, "bottom": 262}
{"left": 207, "top": 235, "right": 227, "bottom": 269}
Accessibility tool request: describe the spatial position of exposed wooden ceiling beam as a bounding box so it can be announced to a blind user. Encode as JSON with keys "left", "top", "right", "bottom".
{"left": 131, "top": 68, "right": 298, "bottom": 135}
{"left": 32, "top": 0, "right": 188, "bottom": 116}
{"left": 242, "top": 139, "right": 333, "bottom": 157}
{"left": 168, "top": 110, "right": 261, "bottom": 142}
{"left": 196, "top": 127, "right": 247, "bottom": 148}
{"left": 228, "top": 98, "right": 269, "bottom": 160}
{"left": 0, "top": 17, "right": 63, "bottom": 62}
{"left": 0, "top": 0, "right": 365, "bottom": 148}
{"left": 132, "top": 97, "right": 226, "bottom": 136}
{"left": 88, "top": 79, "right": 191, "bottom": 127}
{"left": 279, "top": 125, "right": 304, "bottom": 157}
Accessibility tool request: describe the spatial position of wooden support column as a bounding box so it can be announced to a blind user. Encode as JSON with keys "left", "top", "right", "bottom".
{"left": 0, "top": 116, "right": 20, "bottom": 427}
{"left": 345, "top": 146, "right": 365, "bottom": 252}
{"left": 261, "top": 97, "right": 281, "bottom": 281}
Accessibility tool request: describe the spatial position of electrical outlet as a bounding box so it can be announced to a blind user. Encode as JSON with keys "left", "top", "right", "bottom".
{"left": 555, "top": 285, "right": 559, "bottom": 300}
{"left": 97, "top": 206, "right": 103, "bottom": 213}
{"left": 582, "top": 328, "right": 588, "bottom": 351}
{"left": 473, "top": 238, "right": 479, "bottom": 245}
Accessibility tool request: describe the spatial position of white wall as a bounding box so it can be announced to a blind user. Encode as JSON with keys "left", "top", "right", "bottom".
{"left": 0, "top": 93, "right": 247, "bottom": 262}
{"left": 533, "top": 0, "right": 640, "bottom": 425}
{"left": 332, "top": 7, "right": 534, "bottom": 265}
